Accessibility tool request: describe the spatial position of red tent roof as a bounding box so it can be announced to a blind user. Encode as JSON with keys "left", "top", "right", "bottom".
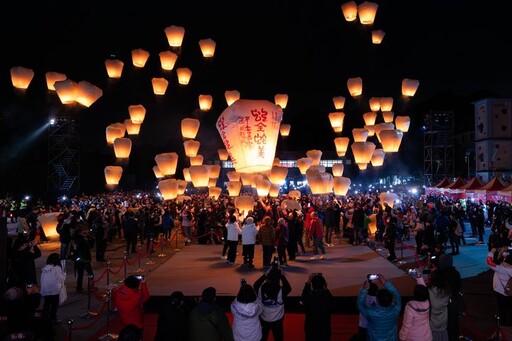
{"left": 500, "top": 184, "right": 512, "bottom": 192}
{"left": 460, "top": 177, "right": 484, "bottom": 190}
{"left": 480, "top": 177, "right": 508, "bottom": 191}
{"left": 446, "top": 177, "right": 466, "bottom": 189}
{"left": 434, "top": 177, "right": 451, "bottom": 188}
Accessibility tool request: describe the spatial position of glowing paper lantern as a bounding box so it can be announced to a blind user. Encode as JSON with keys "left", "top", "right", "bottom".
{"left": 45, "top": 72, "right": 67, "bottom": 91}
{"left": 358, "top": 1, "right": 379, "bottom": 25}
{"left": 329, "top": 112, "right": 345, "bottom": 133}
{"left": 297, "top": 157, "right": 313, "bottom": 174}
{"left": 76, "top": 81, "right": 102, "bottom": 107}
{"left": 128, "top": 104, "right": 146, "bottom": 124}
{"left": 113, "top": 138, "right": 132, "bottom": 159}
{"left": 365, "top": 125, "right": 376, "bottom": 137}
{"left": 369, "top": 97, "right": 381, "bottom": 111}
{"left": 334, "top": 137, "right": 350, "bottom": 157}
{"left": 351, "top": 141, "right": 376, "bottom": 164}
{"left": 177, "top": 180, "right": 188, "bottom": 195}
{"left": 333, "top": 177, "right": 351, "bottom": 196}
{"left": 274, "top": 94, "right": 289, "bottom": 109}
{"left": 54, "top": 79, "right": 78, "bottom": 104}
{"left": 371, "top": 30, "right": 385, "bottom": 44}
{"left": 363, "top": 112, "right": 378, "bottom": 126}
{"left": 106, "top": 125, "right": 124, "bottom": 144}
{"left": 375, "top": 123, "right": 395, "bottom": 143}
{"left": 208, "top": 178, "right": 218, "bottom": 187}
{"left": 379, "top": 192, "right": 398, "bottom": 208}
{"left": 181, "top": 118, "right": 200, "bottom": 139}
{"left": 199, "top": 38, "right": 216, "bottom": 58}
{"left": 234, "top": 196, "right": 255, "bottom": 219}
{"left": 227, "top": 171, "right": 240, "bottom": 182}
{"left": 209, "top": 187, "right": 222, "bottom": 199}
{"left": 269, "top": 166, "right": 288, "bottom": 185}
{"left": 371, "top": 149, "right": 386, "bottom": 167}
{"left": 105, "top": 59, "right": 124, "bottom": 78}
{"left": 218, "top": 149, "right": 229, "bottom": 161}
{"left": 38, "top": 213, "right": 60, "bottom": 238}
{"left": 332, "top": 163, "right": 344, "bottom": 177}
{"left": 395, "top": 116, "right": 411, "bottom": 132}
{"left": 131, "top": 48, "right": 150, "bottom": 68}
{"left": 124, "top": 119, "right": 141, "bottom": 136}
{"left": 189, "top": 165, "right": 209, "bottom": 187}
{"left": 357, "top": 163, "right": 368, "bottom": 170}
{"left": 341, "top": 1, "right": 358, "bottom": 22}
{"left": 307, "top": 172, "right": 333, "bottom": 195}
{"left": 158, "top": 179, "right": 178, "bottom": 201}
{"left": 10, "top": 66, "right": 34, "bottom": 89}
{"left": 255, "top": 178, "right": 271, "bottom": 197}
{"left": 307, "top": 150, "right": 322, "bottom": 166}
{"left": 382, "top": 111, "right": 395, "bottom": 123}
{"left": 225, "top": 90, "right": 240, "bottom": 106}
{"left": 288, "top": 190, "right": 301, "bottom": 200}
{"left": 183, "top": 168, "right": 191, "bottom": 182}
{"left": 273, "top": 158, "right": 281, "bottom": 166}
{"left": 352, "top": 128, "right": 369, "bottom": 142}
{"left": 111, "top": 122, "right": 126, "bottom": 137}
{"left": 206, "top": 165, "right": 221, "bottom": 179}
{"left": 153, "top": 166, "right": 164, "bottom": 179}
{"left": 402, "top": 78, "right": 420, "bottom": 97}
{"left": 183, "top": 140, "right": 200, "bottom": 157}
{"left": 199, "top": 95, "right": 213, "bottom": 111}
{"left": 227, "top": 181, "right": 242, "bottom": 196}
{"left": 240, "top": 173, "right": 256, "bottom": 187}
{"left": 151, "top": 78, "right": 169, "bottom": 95}
{"left": 176, "top": 67, "right": 192, "bottom": 85}
{"left": 159, "top": 51, "right": 178, "bottom": 71}
{"left": 104, "top": 166, "right": 123, "bottom": 185}
{"left": 190, "top": 155, "right": 204, "bottom": 166}
{"left": 165, "top": 25, "right": 185, "bottom": 47}
{"left": 379, "top": 130, "right": 403, "bottom": 152}
{"left": 280, "top": 124, "right": 291, "bottom": 137}
{"left": 380, "top": 97, "right": 393, "bottom": 111}
{"left": 269, "top": 183, "right": 280, "bottom": 197}
{"left": 347, "top": 77, "right": 363, "bottom": 97}
{"left": 216, "top": 99, "right": 283, "bottom": 173}
{"left": 332, "top": 96, "right": 346, "bottom": 110}
{"left": 155, "top": 152, "right": 179, "bottom": 176}
{"left": 306, "top": 165, "right": 326, "bottom": 176}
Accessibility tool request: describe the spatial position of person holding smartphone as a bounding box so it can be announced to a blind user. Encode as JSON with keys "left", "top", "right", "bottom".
{"left": 301, "top": 273, "right": 333, "bottom": 341}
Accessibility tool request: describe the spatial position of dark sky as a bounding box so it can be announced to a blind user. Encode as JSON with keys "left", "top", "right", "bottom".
{"left": 1, "top": 0, "right": 512, "bottom": 197}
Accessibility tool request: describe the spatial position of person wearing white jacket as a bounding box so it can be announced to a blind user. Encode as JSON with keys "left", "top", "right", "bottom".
{"left": 40, "top": 252, "right": 66, "bottom": 324}
{"left": 487, "top": 247, "right": 512, "bottom": 326}
{"left": 241, "top": 217, "right": 259, "bottom": 268}
{"left": 231, "top": 283, "right": 263, "bottom": 341}
{"left": 399, "top": 284, "right": 432, "bottom": 341}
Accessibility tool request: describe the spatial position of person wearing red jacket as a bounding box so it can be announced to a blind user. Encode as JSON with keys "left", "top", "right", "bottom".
{"left": 308, "top": 212, "right": 327, "bottom": 260}
{"left": 112, "top": 274, "right": 150, "bottom": 335}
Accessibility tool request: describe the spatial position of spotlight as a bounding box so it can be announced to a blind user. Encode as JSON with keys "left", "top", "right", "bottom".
{"left": 50, "top": 118, "right": 56, "bottom": 125}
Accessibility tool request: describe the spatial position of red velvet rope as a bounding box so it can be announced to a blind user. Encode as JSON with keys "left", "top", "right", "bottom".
{"left": 70, "top": 300, "right": 108, "bottom": 330}
{"left": 91, "top": 267, "right": 108, "bottom": 285}
{"left": 108, "top": 261, "right": 124, "bottom": 275}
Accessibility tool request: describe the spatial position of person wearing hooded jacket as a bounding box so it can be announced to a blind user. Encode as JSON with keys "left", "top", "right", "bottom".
{"left": 112, "top": 275, "right": 150, "bottom": 335}
{"left": 230, "top": 283, "right": 263, "bottom": 341}
{"left": 40, "top": 252, "right": 66, "bottom": 324}
{"left": 241, "top": 217, "right": 259, "bottom": 268}
{"left": 399, "top": 284, "right": 432, "bottom": 341}
{"left": 487, "top": 247, "right": 512, "bottom": 326}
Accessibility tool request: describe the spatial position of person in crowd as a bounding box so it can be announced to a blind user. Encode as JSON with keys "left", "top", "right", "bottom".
{"left": 123, "top": 210, "right": 139, "bottom": 256}
{"left": 275, "top": 218, "right": 289, "bottom": 267}
{"left": 254, "top": 267, "right": 292, "bottom": 341}
{"left": 70, "top": 227, "right": 94, "bottom": 293}
{"left": 259, "top": 216, "right": 276, "bottom": 268}
{"left": 352, "top": 281, "right": 378, "bottom": 341}
{"left": 284, "top": 211, "right": 298, "bottom": 260}
{"left": 447, "top": 213, "right": 460, "bottom": 255}
{"left": 225, "top": 215, "right": 242, "bottom": 265}
{"left": 383, "top": 216, "right": 398, "bottom": 262}
{"left": 40, "top": 252, "right": 66, "bottom": 324}
{"left": 308, "top": 211, "right": 327, "bottom": 260}
{"left": 323, "top": 202, "right": 336, "bottom": 247}
{"left": 57, "top": 211, "right": 75, "bottom": 268}
{"left": 118, "top": 324, "right": 143, "bottom": 341}
{"left": 301, "top": 273, "right": 333, "bottom": 341}
{"left": 399, "top": 284, "right": 432, "bottom": 341}
{"left": 241, "top": 217, "right": 259, "bottom": 268}
{"left": 161, "top": 208, "right": 174, "bottom": 241}
{"left": 352, "top": 203, "right": 366, "bottom": 246}
{"left": 437, "top": 254, "right": 463, "bottom": 340}
{"left": 486, "top": 247, "right": 512, "bottom": 326}
{"left": 10, "top": 233, "right": 42, "bottom": 287}
{"left": 230, "top": 281, "right": 263, "bottom": 341}
{"left": 294, "top": 210, "right": 307, "bottom": 255}
{"left": 356, "top": 274, "right": 401, "bottom": 341}
{"left": 188, "top": 286, "right": 233, "bottom": 341}
{"left": 112, "top": 275, "right": 150, "bottom": 337}
{"left": 180, "top": 208, "right": 193, "bottom": 245}
{"left": 154, "top": 290, "right": 195, "bottom": 341}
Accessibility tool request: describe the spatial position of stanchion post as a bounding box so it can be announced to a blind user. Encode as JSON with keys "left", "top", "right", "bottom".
{"left": 158, "top": 234, "right": 166, "bottom": 258}
{"left": 146, "top": 239, "right": 155, "bottom": 265}
{"left": 122, "top": 252, "right": 127, "bottom": 282}
{"left": 398, "top": 242, "right": 406, "bottom": 265}
{"left": 174, "top": 227, "right": 180, "bottom": 252}
{"left": 80, "top": 275, "right": 98, "bottom": 319}
{"left": 136, "top": 245, "right": 144, "bottom": 273}
{"left": 495, "top": 314, "right": 501, "bottom": 341}
{"left": 97, "top": 290, "right": 118, "bottom": 341}
{"left": 67, "top": 319, "right": 74, "bottom": 341}
{"left": 106, "top": 261, "right": 110, "bottom": 287}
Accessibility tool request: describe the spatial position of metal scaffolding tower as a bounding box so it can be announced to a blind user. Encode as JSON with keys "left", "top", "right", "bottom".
{"left": 423, "top": 111, "right": 454, "bottom": 186}
{"left": 47, "top": 118, "right": 80, "bottom": 195}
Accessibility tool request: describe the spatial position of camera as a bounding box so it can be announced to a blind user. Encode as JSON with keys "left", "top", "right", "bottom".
{"left": 430, "top": 255, "right": 437, "bottom": 260}
{"left": 135, "top": 275, "right": 145, "bottom": 280}
{"left": 241, "top": 278, "right": 247, "bottom": 286}
{"left": 407, "top": 269, "right": 417, "bottom": 276}
{"left": 271, "top": 256, "right": 279, "bottom": 268}
{"left": 367, "top": 274, "right": 379, "bottom": 281}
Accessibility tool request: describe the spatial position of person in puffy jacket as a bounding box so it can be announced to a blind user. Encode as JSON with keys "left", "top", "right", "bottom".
{"left": 399, "top": 284, "right": 432, "bottom": 341}
{"left": 230, "top": 282, "right": 263, "bottom": 341}
{"left": 40, "top": 252, "right": 66, "bottom": 324}
{"left": 112, "top": 275, "right": 150, "bottom": 336}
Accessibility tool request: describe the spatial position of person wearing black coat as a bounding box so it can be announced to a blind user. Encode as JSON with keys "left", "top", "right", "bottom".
{"left": 154, "top": 291, "right": 196, "bottom": 341}
{"left": 301, "top": 273, "right": 333, "bottom": 341}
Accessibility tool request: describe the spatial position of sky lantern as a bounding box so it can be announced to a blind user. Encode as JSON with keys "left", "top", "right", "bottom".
{"left": 379, "top": 192, "right": 398, "bottom": 208}
{"left": 151, "top": 78, "right": 169, "bottom": 95}
{"left": 128, "top": 104, "right": 146, "bottom": 124}
{"left": 371, "top": 148, "right": 386, "bottom": 167}
{"left": 332, "top": 163, "right": 344, "bottom": 177}
{"left": 183, "top": 168, "right": 191, "bottom": 182}
{"left": 177, "top": 180, "right": 188, "bottom": 195}
{"left": 332, "top": 96, "right": 346, "bottom": 110}
{"left": 369, "top": 97, "right": 381, "bottom": 111}
{"left": 106, "top": 125, "right": 124, "bottom": 144}
{"left": 45, "top": 72, "right": 66, "bottom": 91}
{"left": 38, "top": 213, "right": 60, "bottom": 238}
{"left": 155, "top": 152, "right": 178, "bottom": 176}
{"left": 306, "top": 149, "right": 322, "bottom": 166}
{"left": 240, "top": 173, "right": 257, "bottom": 187}
{"left": 227, "top": 181, "right": 242, "bottom": 196}
{"left": 206, "top": 165, "right": 221, "bottom": 179}
{"left": 76, "top": 81, "right": 102, "bottom": 107}
{"left": 358, "top": 1, "right": 379, "bottom": 25}
{"left": 269, "top": 183, "right": 280, "bottom": 197}
{"left": 402, "top": 78, "right": 420, "bottom": 97}
{"left": 341, "top": 1, "right": 358, "bottom": 22}
{"left": 364, "top": 125, "right": 376, "bottom": 137}
{"left": 181, "top": 118, "right": 200, "bottom": 139}
{"left": 218, "top": 149, "right": 229, "bottom": 161}
{"left": 189, "top": 165, "right": 209, "bottom": 187}
{"left": 297, "top": 157, "right": 313, "bottom": 174}
{"left": 227, "top": 171, "right": 240, "bottom": 181}
{"left": 379, "top": 130, "right": 403, "bottom": 152}
{"left": 351, "top": 141, "right": 376, "bottom": 165}
{"left": 357, "top": 163, "right": 368, "bottom": 170}
{"left": 111, "top": 122, "right": 126, "bottom": 137}
{"left": 395, "top": 116, "right": 411, "bottom": 132}
{"left": 189, "top": 155, "right": 204, "bottom": 166}
{"left": 280, "top": 124, "right": 291, "bottom": 137}
{"left": 124, "top": 119, "right": 141, "bottom": 135}
{"left": 10, "top": 66, "right": 34, "bottom": 89}
{"left": 153, "top": 165, "right": 163, "bottom": 179}
{"left": 158, "top": 179, "right": 178, "bottom": 201}
{"left": 159, "top": 51, "right": 178, "bottom": 71}
{"left": 209, "top": 187, "right": 222, "bottom": 200}
{"left": 347, "top": 77, "right": 363, "bottom": 97}
{"left": 198, "top": 38, "right": 216, "bottom": 58}
{"left": 113, "top": 138, "right": 132, "bottom": 158}
{"left": 288, "top": 190, "right": 301, "bottom": 200}
{"left": 235, "top": 196, "right": 255, "bottom": 219}
{"left": 306, "top": 165, "right": 326, "bottom": 175}
{"left": 199, "top": 95, "right": 213, "bottom": 111}
{"left": 256, "top": 178, "right": 272, "bottom": 197}
{"left": 371, "top": 29, "right": 385, "bottom": 44}
{"left": 382, "top": 111, "right": 395, "bottom": 123}
{"left": 269, "top": 165, "right": 288, "bottom": 185}
{"left": 104, "top": 166, "right": 123, "bottom": 185}
{"left": 352, "top": 128, "right": 369, "bottom": 142}
{"left": 216, "top": 99, "right": 283, "bottom": 173}
{"left": 176, "top": 67, "right": 192, "bottom": 85}
{"left": 183, "top": 140, "right": 200, "bottom": 157}
{"left": 328, "top": 112, "right": 345, "bottom": 133}
{"left": 375, "top": 122, "right": 395, "bottom": 143}
{"left": 208, "top": 178, "right": 218, "bottom": 187}
{"left": 224, "top": 90, "right": 240, "bottom": 106}
{"left": 273, "top": 158, "right": 281, "bottom": 166}
{"left": 105, "top": 59, "right": 124, "bottom": 78}
{"left": 165, "top": 25, "right": 185, "bottom": 47}
{"left": 307, "top": 172, "right": 333, "bottom": 195}
{"left": 54, "top": 79, "right": 78, "bottom": 104}
{"left": 334, "top": 137, "right": 350, "bottom": 157}
{"left": 363, "top": 111, "right": 377, "bottom": 126}
{"left": 274, "top": 94, "right": 289, "bottom": 109}
{"left": 333, "top": 176, "right": 351, "bottom": 196}
{"left": 131, "top": 48, "right": 150, "bottom": 67}
{"left": 380, "top": 97, "right": 393, "bottom": 111}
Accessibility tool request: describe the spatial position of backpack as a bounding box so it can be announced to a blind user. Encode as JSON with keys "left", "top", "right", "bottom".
{"left": 504, "top": 277, "right": 512, "bottom": 296}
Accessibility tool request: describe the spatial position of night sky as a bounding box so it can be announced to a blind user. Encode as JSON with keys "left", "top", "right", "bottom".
{"left": 1, "top": 0, "right": 511, "bottom": 198}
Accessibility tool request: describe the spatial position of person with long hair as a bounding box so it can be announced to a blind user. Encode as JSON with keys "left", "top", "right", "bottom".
{"left": 231, "top": 282, "right": 263, "bottom": 341}
{"left": 40, "top": 252, "right": 66, "bottom": 324}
